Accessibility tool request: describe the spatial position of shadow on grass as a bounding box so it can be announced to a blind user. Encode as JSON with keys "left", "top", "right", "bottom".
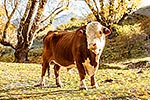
{"left": 99, "top": 63, "right": 124, "bottom": 70}
{"left": 0, "top": 85, "right": 79, "bottom": 99}
{"left": 108, "top": 95, "right": 137, "bottom": 100}
{"left": 0, "top": 84, "right": 142, "bottom": 100}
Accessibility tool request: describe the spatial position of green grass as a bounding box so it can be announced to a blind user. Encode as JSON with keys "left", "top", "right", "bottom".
{"left": 0, "top": 61, "right": 150, "bottom": 100}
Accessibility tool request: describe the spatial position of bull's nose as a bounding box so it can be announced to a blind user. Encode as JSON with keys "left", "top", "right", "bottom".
{"left": 93, "top": 43, "right": 96, "bottom": 46}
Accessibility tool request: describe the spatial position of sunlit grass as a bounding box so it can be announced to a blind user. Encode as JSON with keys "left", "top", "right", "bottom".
{"left": 0, "top": 62, "right": 150, "bottom": 99}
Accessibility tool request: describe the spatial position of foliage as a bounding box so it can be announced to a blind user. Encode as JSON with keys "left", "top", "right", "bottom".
{"left": 0, "top": 6, "right": 16, "bottom": 45}
{"left": 0, "top": 61, "right": 150, "bottom": 99}
{"left": 84, "top": 0, "right": 141, "bottom": 26}
{"left": 57, "top": 17, "right": 87, "bottom": 30}
{"left": 101, "top": 15, "right": 150, "bottom": 63}
{"left": 140, "top": 16, "right": 150, "bottom": 36}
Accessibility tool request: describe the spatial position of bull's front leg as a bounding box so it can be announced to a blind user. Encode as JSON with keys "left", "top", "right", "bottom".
{"left": 91, "top": 75, "right": 98, "bottom": 88}
{"left": 54, "top": 64, "right": 63, "bottom": 87}
{"left": 90, "top": 62, "right": 99, "bottom": 88}
{"left": 76, "top": 63, "right": 88, "bottom": 90}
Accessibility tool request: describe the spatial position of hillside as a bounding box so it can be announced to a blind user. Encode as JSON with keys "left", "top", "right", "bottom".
{"left": 134, "top": 5, "right": 150, "bottom": 17}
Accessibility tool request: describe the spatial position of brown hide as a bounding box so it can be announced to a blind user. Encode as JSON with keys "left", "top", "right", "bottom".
{"left": 42, "top": 26, "right": 89, "bottom": 66}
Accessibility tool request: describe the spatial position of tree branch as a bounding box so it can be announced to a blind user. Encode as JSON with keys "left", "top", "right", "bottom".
{"left": 27, "top": 0, "right": 48, "bottom": 47}
{"left": 36, "top": 0, "right": 70, "bottom": 34}
{"left": 4, "top": 0, "right": 9, "bottom": 18}
{"left": 18, "top": 0, "right": 32, "bottom": 34}
{"left": 93, "top": 0, "right": 99, "bottom": 13}
{"left": 1, "top": 0, "right": 19, "bottom": 49}
{"left": 0, "top": 38, "right": 15, "bottom": 49}
{"left": 21, "top": 0, "right": 38, "bottom": 43}
{"left": 40, "top": 0, "right": 69, "bottom": 24}
{"left": 84, "top": 0, "right": 97, "bottom": 15}
{"left": 40, "top": 6, "right": 62, "bottom": 24}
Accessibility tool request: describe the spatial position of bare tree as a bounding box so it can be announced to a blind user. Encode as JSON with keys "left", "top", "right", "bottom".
{"left": 0, "top": 0, "right": 69, "bottom": 62}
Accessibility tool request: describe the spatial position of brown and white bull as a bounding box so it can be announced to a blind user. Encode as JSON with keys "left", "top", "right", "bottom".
{"left": 35, "top": 21, "right": 111, "bottom": 90}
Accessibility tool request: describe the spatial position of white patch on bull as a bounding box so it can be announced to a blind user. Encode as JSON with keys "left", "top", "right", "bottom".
{"left": 82, "top": 58, "right": 95, "bottom": 77}
{"left": 56, "top": 76, "right": 64, "bottom": 87}
{"left": 40, "top": 76, "right": 45, "bottom": 86}
{"left": 97, "top": 34, "right": 106, "bottom": 54}
{"left": 79, "top": 79, "right": 87, "bottom": 90}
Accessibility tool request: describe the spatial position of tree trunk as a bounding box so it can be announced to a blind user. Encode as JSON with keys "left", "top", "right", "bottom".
{"left": 1, "top": 0, "right": 68, "bottom": 63}
{"left": 14, "top": 43, "right": 29, "bottom": 63}
{"left": 14, "top": 0, "right": 38, "bottom": 63}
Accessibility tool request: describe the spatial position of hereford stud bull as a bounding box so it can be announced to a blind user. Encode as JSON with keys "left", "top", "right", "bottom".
{"left": 36, "top": 21, "right": 111, "bottom": 90}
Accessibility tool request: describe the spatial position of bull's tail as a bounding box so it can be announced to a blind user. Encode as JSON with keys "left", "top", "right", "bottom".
{"left": 47, "top": 65, "right": 50, "bottom": 78}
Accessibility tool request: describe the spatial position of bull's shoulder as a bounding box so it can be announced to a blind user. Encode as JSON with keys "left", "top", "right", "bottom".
{"left": 43, "top": 30, "right": 63, "bottom": 41}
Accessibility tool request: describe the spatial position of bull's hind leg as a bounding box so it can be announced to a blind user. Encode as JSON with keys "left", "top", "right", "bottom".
{"left": 34, "top": 61, "right": 49, "bottom": 87}
{"left": 40, "top": 61, "right": 50, "bottom": 86}
{"left": 54, "top": 64, "right": 63, "bottom": 87}
{"left": 76, "top": 63, "right": 87, "bottom": 90}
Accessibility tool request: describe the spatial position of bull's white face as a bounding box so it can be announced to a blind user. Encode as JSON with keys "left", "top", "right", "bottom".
{"left": 86, "top": 21, "right": 106, "bottom": 55}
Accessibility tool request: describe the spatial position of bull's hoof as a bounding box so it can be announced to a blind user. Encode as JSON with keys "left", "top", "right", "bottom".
{"left": 34, "top": 83, "right": 44, "bottom": 87}
{"left": 47, "top": 75, "right": 50, "bottom": 78}
{"left": 79, "top": 87, "right": 88, "bottom": 90}
{"left": 91, "top": 83, "right": 99, "bottom": 89}
{"left": 56, "top": 83, "right": 64, "bottom": 88}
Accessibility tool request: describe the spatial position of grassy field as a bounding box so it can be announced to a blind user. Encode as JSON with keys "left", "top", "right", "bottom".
{"left": 0, "top": 59, "right": 150, "bottom": 100}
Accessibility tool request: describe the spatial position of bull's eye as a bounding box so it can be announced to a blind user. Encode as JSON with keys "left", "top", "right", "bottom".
{"left": 99, "top": 31, "right": 102, "bottom": 34}
{"left": 103, "top": 28, "right": 105, "bottom": 33}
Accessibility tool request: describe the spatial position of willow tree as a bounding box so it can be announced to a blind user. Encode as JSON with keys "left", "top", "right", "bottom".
{"left": 0, "top": 0, "right": 69, "bottom": 62}
{"left": 84, "top": 0, "right": 141, "bottom": 27}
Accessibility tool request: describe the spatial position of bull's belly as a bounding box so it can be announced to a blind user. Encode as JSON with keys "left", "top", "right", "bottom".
{"left": 52, "top": 59, "right": 75, "bottom": 68}
{"left": 51, "top": 51, "right": 75, "bottom": 66}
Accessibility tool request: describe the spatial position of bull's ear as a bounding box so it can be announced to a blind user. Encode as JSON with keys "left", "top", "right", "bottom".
{"left": 77, "top": 29, "right": 84, "bottom": 37}
{"left": 76, "top": 25, "right": 86, "bottom": 36}
{"left": 79, "top": 29, "right": 84, "bottom": 33}
{"left": 103, "top": 27, "right": 111, "bottom": 36}
{"left": 79, "top": 28, "right": 86, "bottom": 34}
